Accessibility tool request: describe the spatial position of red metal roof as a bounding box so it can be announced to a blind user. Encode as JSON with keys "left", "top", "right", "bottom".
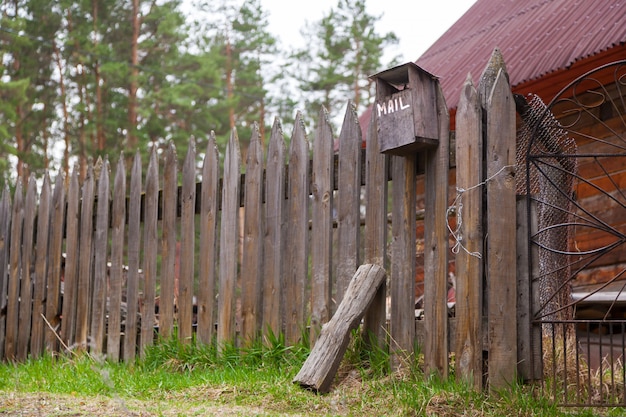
{"left": 415, "top": 0, "right": 626, "bottom": 110}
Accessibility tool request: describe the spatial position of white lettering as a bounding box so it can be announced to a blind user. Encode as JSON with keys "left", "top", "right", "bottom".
{"left": 376, "top": 102, "right": 387, "bottom": 116}
{"left": 399, "top": 97, "right": 410, "bottom": 110}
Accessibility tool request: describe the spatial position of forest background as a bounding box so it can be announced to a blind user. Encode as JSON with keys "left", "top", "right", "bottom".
{"left": 0, "top": 0, "right": 400, "bottom": 186}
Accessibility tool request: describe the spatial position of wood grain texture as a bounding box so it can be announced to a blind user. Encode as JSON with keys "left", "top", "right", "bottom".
{"left": 198, "top": 134, "right": 219, "bottom": 345}
{"left": 124, "top": 152, "right": 142, "bottom": 363}
{"left": 363, "top": 105, "right": 389, "bottom": 347}
{"left": 17, "top": 176, "right": 37, "bottom": 360}
{"left": 30, "top": 174, "right": 51, "bottom": 358}
{"left": 423, "top": 82, "right": 450, "bottom": 378}
{"left": 241, "top": 125, "right": 264, "bottom": 345}
{"left": 293, "top": 264, "right": 386, "bottom": 393}
{"left": 141, "top": 149, "right": 159, "bottom": 355}
{"left": 284, "top": 113, "right": 309, "bottom": 346}
{"left": 218, "top": 129, "right": 241, "bottom": 350}
{"left": 107, "top": 157, "right": 126, "bottom": 361}
{"left": 336, "top": 103, "right": 362, "bottom": 303}
{"left": 454, "top": 75, "right": 483, "bottom": 388}
{"left": 159, "top": 144, "right": 177, "bottom": 340}
{"left": 486, "top": 69, "right": 517, "bottom": 390}
{"left": 75, "top": 165, "right": 95, "bottom": 350}
{"left": 90, "top": 159, "right": 110, "bottom": 355}
{"left": 179, "top": 141, "right": 196, "bottom": 343}
{"left": 310, "top": 108, "right": 334, "bottom": 344}
{"left": 263, "top": 120, "right": 286, "bottom": 340}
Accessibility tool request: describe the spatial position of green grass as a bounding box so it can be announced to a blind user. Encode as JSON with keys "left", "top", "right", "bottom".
{"left": 0, "top": 332, "right": 622, "bottom": 416}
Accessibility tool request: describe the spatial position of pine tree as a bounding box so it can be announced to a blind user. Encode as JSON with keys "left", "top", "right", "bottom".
{"left": 291, "top": 0, "right": 398, "bottom": 128}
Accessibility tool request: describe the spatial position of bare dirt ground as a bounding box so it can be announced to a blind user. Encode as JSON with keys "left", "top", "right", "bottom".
{"left": 0, "top": 391, "right": 294, "bottom": 416}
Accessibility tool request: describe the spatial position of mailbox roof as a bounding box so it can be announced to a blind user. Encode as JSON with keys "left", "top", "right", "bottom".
{"left": 415, "top": 0, "right": 626, "bottom": 110}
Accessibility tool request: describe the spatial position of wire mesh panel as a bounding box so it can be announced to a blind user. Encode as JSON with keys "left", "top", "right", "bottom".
{"left": 523, "top": 60, "right": 626, "bottom": 406}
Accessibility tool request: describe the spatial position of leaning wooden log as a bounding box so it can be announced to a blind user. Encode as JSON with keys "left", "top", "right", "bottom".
{"left": 293, "top": 264, "right": 386, "bottom": 393}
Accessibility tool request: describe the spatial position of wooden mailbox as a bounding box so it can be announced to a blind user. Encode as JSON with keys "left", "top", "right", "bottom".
{"left": 370, "top": 62, "right": 439, "bottom": 155}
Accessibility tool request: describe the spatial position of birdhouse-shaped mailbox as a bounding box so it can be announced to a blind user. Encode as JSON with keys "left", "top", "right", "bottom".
{"left": 370, "top": 62, "right": 439, "bottom": 155}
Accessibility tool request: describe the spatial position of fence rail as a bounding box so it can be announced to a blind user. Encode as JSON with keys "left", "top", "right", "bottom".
{"left": 0, "top": 50, "right": 523, "bottom": 390}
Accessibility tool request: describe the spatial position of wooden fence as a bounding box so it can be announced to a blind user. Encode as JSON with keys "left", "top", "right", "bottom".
{"left": 0, "top": 49, "right": 526, "bottom": 390}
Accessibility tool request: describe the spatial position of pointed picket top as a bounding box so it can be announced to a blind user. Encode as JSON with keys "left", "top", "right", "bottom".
{"left": 263, "top": 117, "right": 286, "bottom": 339}
{"left": 479, "top": 48, "right": 509, "bottom": 108}
{"left": 290, "top": 111, "right": 309, "bottom": 170}
{"left": 310, "top": 105, "right": 335, "bottom": 343}
{"left": 267, "top": 117, "right": 286, "bottom": 165}
{"left": 197, "top": 131, "right": 220, "bottom": 345}
{"left": 225, "top": 128, "right": 242, "bottom": 176}
{"left": 115, "top": 152, "right": 126, "bottom": 188}
{"left": 184, "top": 137, "right": 196, "bottom": 172}
{"left": 336, "top": 100, "right": 363, "bottom": 303}
{"left": 338, "top": 101, "right": 362, "bottom": 145}
{"left": 124, "top": 149, "right": 142, "bottom": 362}
{"left": 204, "top": 131, "right": 219, "bottom": 170}
{"left": 218, "top": 127, "right": 242, "bottom": 349}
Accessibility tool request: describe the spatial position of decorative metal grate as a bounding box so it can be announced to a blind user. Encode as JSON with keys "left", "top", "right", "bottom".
{"left": 524, "top": 60, "right": 626, "bottom": 407}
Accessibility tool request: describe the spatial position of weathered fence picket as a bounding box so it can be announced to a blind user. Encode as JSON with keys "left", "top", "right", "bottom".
{"left": 17, "top": 176, "right": 37, "bottom": 361}
{"left": 454, "top": 75, "right": 483, "bottom": 389}
{"left": 0, "top": 52, "right": 522, "bottom": 395}
{"left": 284, "top": 113, "right": 309, "bottom": 346}
{"left": 108, "top": 157, "right": 126, "bottom": 361}
{"left": 486, "top": 68, "right": 517, "bottom": 389}
{"left": 310, "top": 108, "right": 334, "bottom": 343}
{"left": 197, "top": 134, "right": 219, "bottom": 346}
{"left": 31, "top": 174, "right": 50, "bottom": 358}
{"left": 91, "top": 159, "right": 110, "bottom": 355}
{"left": 263, "top": 120, "right": 285, "bottom": 340}
{"left": 218, "top": 130, "right": 241, "bottom": 349}
{"left": 179, "top": 143, "right": 196, "bottom": 343}
{"left": 76, "top": 165, "right": 95, "bottom": 350}
{"left": 0, "top": 187, "right": 10, "bottom": 359}
{"left": 336, "top": 103, "right": 362, "bottom": 304}
{"left": 124, "top": 152, "right": 141, "bottom": 362}
{"left": 160, "top": 144, "right": 177, "bottom": 340}
{"left": 241, "top": 125, "right": 264, "bottom": 345}
{"left": 362, "top": 109, "right": 388, "bottom": 347}
{"left": 423, "top": 83, "right": 450, "bottom": 377}
{"left": 5, "top": 179, "right": 22, "bottom": 360}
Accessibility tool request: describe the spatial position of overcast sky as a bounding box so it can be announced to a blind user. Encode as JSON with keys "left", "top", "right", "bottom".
{"left": 261, "top": 0, "right": 477, "bottom": 65}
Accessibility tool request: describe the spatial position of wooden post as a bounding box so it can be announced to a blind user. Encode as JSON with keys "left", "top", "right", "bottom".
{"left": 454, "top": 74, "right": 484, "bottom": 389}
{"left": 197, "top": 134, "right": 219, "bottom": 346}
{"left": 159, "top": 144, "right": 177, "bottom": 340}
{"left": 30, "top": 174, "right": 51, "bottom": 358}
{"left": 5, "top": 179, "right": 23, "bottom": 360}
{"left": 107, "top": 157, "right": 126, "bottom": 361}
{"left": 218, "top": 129, "right": 241, "bottom": 350}
{"left": 241, "top": 125, "right": 264, "bottom": 345}
{"left": 336, "top": 103, "right": 362, "bottom": 304}
{"left": 124, "top": 152, "right": 142, "bottom": 362}
{"left": 90, "top": 159, "right": 110, "bottom": 355}
{"left": 263, "top": 120, "right": 286, "bottom": 340}
{"left": 75, "top": 165, "right": 95, "bottom": 351}
{"left": 310, "top": 108, "right": 334, "bottom": 343}
{"left": 179, "top": 141, "right": 196, "bottom": 343}
{"left": 17, "top": 176, "right": 37, "bottom": 361}
{"left": 423, "top": 82, "right": 450, "bottom": 377}
{"left": 363, "top": 107, "right": 389, "bottom": 347}
{"left": 0, "top": 187, "right": 11, "bottom": 359}
{"left": 141, "top": 149, "right": 159, "bottom": 355}
{"left": 284, "top": 113, "right": 309, "bottom": 346}
{"left": 486, "top": 68, "right": 517, "bottom": 389}
{"left": 45, "top": 175, "right": 65, "bottom": 354}
{"left": 390, "top": 153, "right": 416, "bottom": 371}
{"left": 293, "top": 264, "right": 386, "bottom": 393}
